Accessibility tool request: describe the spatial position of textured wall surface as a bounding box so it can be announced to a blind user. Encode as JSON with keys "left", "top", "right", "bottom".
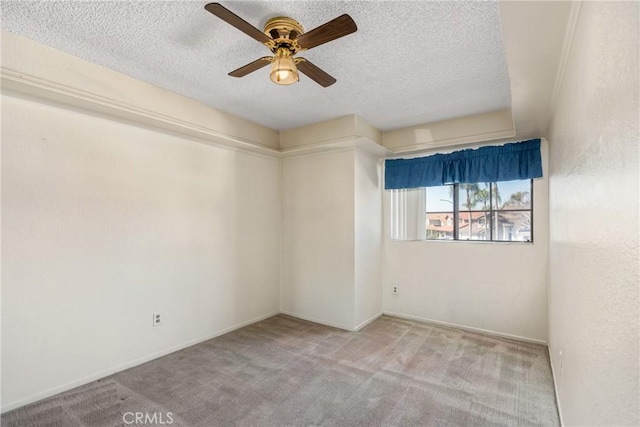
{"left": 1, "top": 94, "right": 281, "bottom": 411}
{"left": 547, "top": 2, "right": 639, "bottom": 425}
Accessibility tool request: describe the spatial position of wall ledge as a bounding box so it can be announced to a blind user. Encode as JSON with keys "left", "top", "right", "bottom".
{"left": 1, "top": 69, "right": 390, "bottom": 160}
{"left": 2, "top": 33, "right": 520, "bottom": 159}
{"left": 1, "top": 68, "right": 281, "bottom": 157}
{"left": 382, "top": 109, "right": 516, "bottom": 153}
{"left": 280, "top": 136, "right": 390, "bottom": 158}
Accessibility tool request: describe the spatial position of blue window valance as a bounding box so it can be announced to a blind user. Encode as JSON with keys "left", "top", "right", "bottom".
{"left": 384, "top": 139, "right": 542, "bottom": 189}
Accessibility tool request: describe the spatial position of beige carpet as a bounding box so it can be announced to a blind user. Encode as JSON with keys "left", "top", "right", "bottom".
{"left": 2, "top": 315, "right": 559, "bottom": 426}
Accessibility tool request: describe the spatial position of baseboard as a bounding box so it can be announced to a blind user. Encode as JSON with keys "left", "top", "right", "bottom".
{"left": 353, "top": 311, "right": 384, "bottom": 331}
{"left": 383, "top": 311, "right": 548, "bottom": 345}
{"left": 279, "top": 310, "right": 354, "bottom": 331}
{"left": 280, "top": 311, "right": 383, "bottom": 332}
{"left": 3, "top": 310, "right": 549, "bottom": 413}
{"left": 1, "top": 311, "right": 279, "bottom": 414}
{"left": 547, "top": 344, "right": 564, "bottom": 426}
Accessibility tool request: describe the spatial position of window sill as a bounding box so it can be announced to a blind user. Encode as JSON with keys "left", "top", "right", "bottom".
{"left": 390, "top": 238, "right": 534, "bottom": 245}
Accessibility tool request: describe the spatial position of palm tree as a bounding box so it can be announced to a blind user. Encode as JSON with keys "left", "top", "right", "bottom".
{"left": 473, "top": 186, "right": 491, "bottom": 239}
{"left": 445, "top": 183, "right": 508, "bottom": 240}
{"left": 460, "top": 183, "right": 479, "bottom": 209}
{"left": 491, "top": 184, "right": 502, "bottom": 239}
{"left": 474, "top": 187, "right": 491, "bottom": 209}
{"left": 491, "top": 184, "right": 502, "bottom": 209}
{"left": 459, "top": 183, "right": 479, "bottom": 239}
{"left": 505, "top": 191, "right": 530, "bottom": 208}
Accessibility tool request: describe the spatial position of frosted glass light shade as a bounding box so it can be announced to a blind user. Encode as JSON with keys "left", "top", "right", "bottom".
{"left": 270, "top": 53, "right": 298, "bottom": 85}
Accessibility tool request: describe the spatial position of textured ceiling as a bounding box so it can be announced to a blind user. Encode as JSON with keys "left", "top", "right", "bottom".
{"left": 1, "top": 1, "right": 512, "bottom": 131}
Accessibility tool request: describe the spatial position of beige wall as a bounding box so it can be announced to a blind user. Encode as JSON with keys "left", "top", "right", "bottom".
{"left": 1, "top": 94, "right": 281, "bottom": 411}
{"left": 280, "top": 150, "right": 356, "bottom": 329}
{"left": 280, "top": 145, "right": 384, "bottom": 331}
{"left": 6, "top": 6, "right": 638, "bottom": 423}
{"left": 382, "top": 140, "right": 550, "bottom": 343}
{"left": 547, "top": 2, "right": 639, "bottom": 425}
{"left": 277, "top": 88, "right": 387, "bottom": 332}
{"left": 354, "top": 149, "right": 383, "bottom": 328}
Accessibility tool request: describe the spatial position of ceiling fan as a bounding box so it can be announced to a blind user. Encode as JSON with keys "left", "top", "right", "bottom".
{"left": 204, "top": 3, "right": 357, "bottom": 87}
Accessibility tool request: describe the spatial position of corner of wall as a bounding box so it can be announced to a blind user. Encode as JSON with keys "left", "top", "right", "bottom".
{"left": 544, "top": 1, "right": 583, "bottom": 138}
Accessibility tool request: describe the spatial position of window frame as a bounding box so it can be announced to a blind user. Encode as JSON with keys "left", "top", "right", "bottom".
{"left": 426, "top": 179, "right": 534, "bottom": 243}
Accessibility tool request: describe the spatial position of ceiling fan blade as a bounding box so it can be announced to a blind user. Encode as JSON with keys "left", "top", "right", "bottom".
{"left": 229, "top": 57, "right": 272, "bottom": 77}
{"left": 295, "top": 14, "right": 357, "bottom": 50}
{"left": 205, "top": 3, "right": 272, "bottom": 44}
{"left": 297, "top": 59, "right": 337, "bottom": 87}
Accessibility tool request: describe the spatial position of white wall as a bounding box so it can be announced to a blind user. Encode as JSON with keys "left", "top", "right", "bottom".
{"left": 280, "top": 150, "right": 356, "bottom": 329}
{"left": 1, "top": 94, "right": 281, "bottom": 411}
{"left": 354, "top": 149, "right": 383, "bottom": 328}
{"left": 383, "top": 140, "right": 550, "bottom": 343}
{"left": 547, "top": 2, "right": 639, "bottom": 425}
{"left": 281, "top": 145, "right": 384, "bottom": 331}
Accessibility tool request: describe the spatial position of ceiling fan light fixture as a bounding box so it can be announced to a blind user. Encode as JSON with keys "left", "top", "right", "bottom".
{"left": 270, "top": 48, "right": 298, "bottom": 85}
{"left": 205, "top": 3, "right": 357, "bottom": 87}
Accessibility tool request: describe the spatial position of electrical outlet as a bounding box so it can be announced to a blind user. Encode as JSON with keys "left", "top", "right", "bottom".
{"left": 153, "top": 313, "right": 161, "bottom": 327}
{"left": 392, "top": 285, "right": 399, "bottom": 295}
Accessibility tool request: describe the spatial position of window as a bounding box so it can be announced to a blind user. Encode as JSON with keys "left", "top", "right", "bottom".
{"left": 389, "top": 179, "right": 534, "bottom": 242}
{"left": 425, "top": 179, "right": 533, "bottom": 242}
{"left": 386, "top": 140, "right": 541, "bottom": 242}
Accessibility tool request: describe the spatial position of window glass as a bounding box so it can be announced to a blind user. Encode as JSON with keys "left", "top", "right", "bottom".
{"left": 496, "top": 211, "right": 531, "bottom": 241}
{"left": 493, "top": 180, "right": 531, "bottom": 210}
{"left": 425, "top": 185, "right": 453, "bottom": 211}
{"left": 422, "top": 179, "right": 533, "bottom": 242}
{"left": 458, "top": 183, "right": 490, "bottom": 211}
{"left": 459, "top": 211, "right": 491, "bottom": 241}
{"left": 426, "top": 212, "right": 454, "bottom": 240}
{"left": 425, "top": 185, "right": 454, "bottom": 240}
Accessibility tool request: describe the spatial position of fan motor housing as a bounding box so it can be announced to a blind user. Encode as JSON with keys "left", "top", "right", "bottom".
{"left": 264, "top": 17, "right": 304, "bottom": 52}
